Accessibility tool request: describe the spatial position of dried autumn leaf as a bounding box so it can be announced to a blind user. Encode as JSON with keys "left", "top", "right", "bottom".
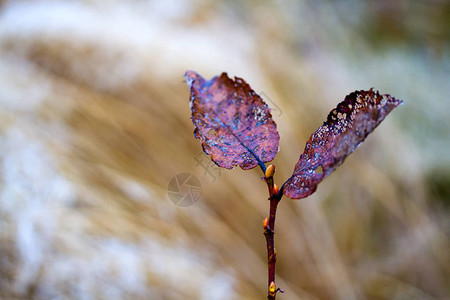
{"left": 284, "top": 89, "right": 403, "bottom": 199}
{"left": 185, "top": 71, "right": 280, "bottom": 170}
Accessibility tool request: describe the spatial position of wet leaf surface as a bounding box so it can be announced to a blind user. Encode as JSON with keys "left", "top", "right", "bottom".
{"left": 185, "top": 71, "right": 280, "bottom": 170}
{"left": 284, "top": 89, "right": 403, "bottom": 199}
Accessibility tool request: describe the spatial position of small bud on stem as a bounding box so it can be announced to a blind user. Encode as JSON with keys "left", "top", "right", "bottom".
{"left": 269, "top": 281, "right": 276, "bottom": 296}
{"left": 263, "top": 217, "right": 269, "bottom": 231}
{"left": 272, "top": 184, "right": 279, "bottom": 196}
{"left": 265, "top": 164, "right": 275, "bottom": 179}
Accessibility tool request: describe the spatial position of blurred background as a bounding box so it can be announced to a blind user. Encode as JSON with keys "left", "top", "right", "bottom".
{"left": 0, "top": 0, "right": 449, "bottom": 299}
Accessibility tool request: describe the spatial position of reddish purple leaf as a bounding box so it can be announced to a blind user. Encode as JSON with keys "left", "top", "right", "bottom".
{"left": 185, "top": 71, "right": 280, "bottom": 170}
{"left": 284, "top": 89, "right": 403, "bottom": 199}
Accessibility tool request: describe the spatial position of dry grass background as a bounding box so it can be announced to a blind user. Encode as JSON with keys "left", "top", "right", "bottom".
{"left": 0, "top": 1, "right": 449, "bottom": 299}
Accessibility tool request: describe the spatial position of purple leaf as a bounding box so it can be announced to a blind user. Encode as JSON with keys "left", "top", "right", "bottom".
{"left": 185, "top": 71, "right": 280, "bottom": 170}
{"left": 284, "top": 89, "right": 403, "bottom": 199}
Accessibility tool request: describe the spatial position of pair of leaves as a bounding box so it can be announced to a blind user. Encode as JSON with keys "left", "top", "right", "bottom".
{"left": 185, "top": 71, "right": 403, "bottom": 199}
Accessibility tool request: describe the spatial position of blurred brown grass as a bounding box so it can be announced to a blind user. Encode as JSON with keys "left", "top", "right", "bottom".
{"left": 0, "top": 1, "right": 449, "bottom": 299}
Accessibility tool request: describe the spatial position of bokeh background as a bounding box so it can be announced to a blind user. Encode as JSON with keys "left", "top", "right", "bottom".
{"left": 0, "top": 0, "right": 449, "bottom": 299}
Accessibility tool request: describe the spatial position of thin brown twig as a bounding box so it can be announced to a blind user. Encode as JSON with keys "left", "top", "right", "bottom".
{"left": 262, "top": 166, "right": 284, "bottom": 299}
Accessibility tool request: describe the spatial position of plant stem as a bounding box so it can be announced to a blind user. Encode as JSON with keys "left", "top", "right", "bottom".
{"left": 264, "top": 197, "right": 279, "bottom": 299}
{"left": 261, "top": 165, "right": 284, "bottom": 300}
{"left": 263, "top": 173, "right": 283, "bottom": 299}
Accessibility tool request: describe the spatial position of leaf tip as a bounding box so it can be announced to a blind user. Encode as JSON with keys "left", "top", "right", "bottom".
{"left": 184, "top": 70, "right": 200, "bottom": 87}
